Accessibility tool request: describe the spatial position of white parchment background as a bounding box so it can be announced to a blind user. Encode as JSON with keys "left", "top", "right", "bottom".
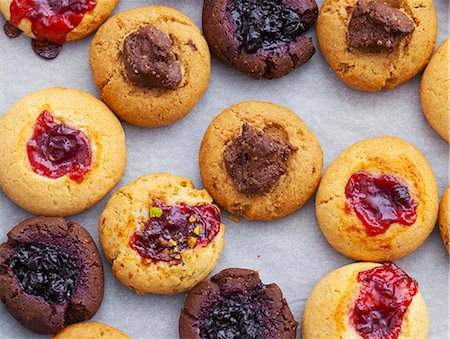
{"left": 0, "top": 0, "right": 448, "bottom": 338}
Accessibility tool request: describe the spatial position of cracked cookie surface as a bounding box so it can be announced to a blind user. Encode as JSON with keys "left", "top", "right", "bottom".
{"left": 53, "top": 322, "right": 130, "bottom": 339}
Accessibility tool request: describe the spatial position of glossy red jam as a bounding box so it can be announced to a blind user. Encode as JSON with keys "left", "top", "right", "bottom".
{"left": 345, "top": 172, "right": 417, "bottom": 236}
{"left": 27, "top": 110, "right": 92, "bottom": 183}
{"left": 9, "top": 0, "right": 96, "bottom": 43}
{"left": 130, "top": 200, "right": 221, "bottom": 264}
{"left": 351, "top": 262, "right": 418, "bottom": 339}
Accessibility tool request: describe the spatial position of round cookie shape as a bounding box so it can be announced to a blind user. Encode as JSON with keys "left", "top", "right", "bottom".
{"left": 302, "top": 262, "right": 429, "bottom": 339}
{"left": 0, "top": 217, "right": 104, "bottom": 335}
{"left": 439, "top": 185, "right": 450, "bottom": 252}
{"left": 179, "top": 268, "right": 297, "bottom": 339}
{"left": 90, "top": 6, "right": 211, "bottom": 128}
{"left": 316, "top": 0, "right": 437, "bottom": 92}
{"left": 202, "top": 0, "right": 318, "bottom": 79}
{"left": 316, "top": 136, "right": 438, "bottom": 261}
{"left": 199, "top": 101, "right": 323, "bottom": 220}
{"left": 0, "top": 0, "right": 118, "bottom": 43}
{"left": 420, "top": 38, "right": 450, "bottom": 142}
{"left": 99, "top": 173, "right": 225, "bottom": 295}
{"left": 53, "top": 322, "right": 129, "bottom": 339}
{"left": 0, "top": 87, "right": 127, "bottom": 217}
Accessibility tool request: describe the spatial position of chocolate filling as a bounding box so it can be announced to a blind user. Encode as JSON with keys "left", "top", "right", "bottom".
{"left": 224, "top": 124, "right": 297, "bottom": 194}
{"left": 123, "top": 25, "right": 182, "bottom": 90}
{"left": 348, "top": 0, "right": 415, "bottom": 52}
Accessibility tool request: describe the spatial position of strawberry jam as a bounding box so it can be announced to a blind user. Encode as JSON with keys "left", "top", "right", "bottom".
{"left": 345, "top": 172, "right": 417, "bottom": 236}
{"left": 27, "top": 110, "right": 92, "bottom": 183}
{"left": 9, "top": 0, "right": 96, "bottom": 43}
{"left": 130, "top": 200, "right": 221, "bottom": 264}
{"left": 351, "top": 262, "right": 418, "bottom": 339}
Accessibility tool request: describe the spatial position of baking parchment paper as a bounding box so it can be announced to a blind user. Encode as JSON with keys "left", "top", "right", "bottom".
{"left": 0, "top": 0, "right": 448, "bottom": 338}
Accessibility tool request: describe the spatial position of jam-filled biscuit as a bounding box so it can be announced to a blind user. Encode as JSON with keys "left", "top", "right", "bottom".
{"left": 203, "top": 0, "right": 318, "bottom": 79}
{"left": 199, "top": 101, "right": 323, "bottom": 220}
{"left": 53, "top": 322, "right": 129, "bottom": 339}
{"left": 0, "top": 217, "right": 104, "bottom": 335}
{"left": 302, "top": 262, "right": 429, "bottom": 339}
{"left": 0, "top": 0, "right": 118, "bottom": 42}
{"left": 179, "top": 268, "right": 297, "bottom": 339}
{"left": 0, "top": 87, "right": 126, "bottom": 216}
{"left": 90, "top": 6, "right": 211, "bottom": 128}
{"left": 317, "top": 0, "right": 437, "bottom": 92}
{"left": 421, "top": 38, "right": 450, "bottom": 142}
{"left": 316, "top": 136, "right": 438, "bottom": 261}
{"left": 439, "top": 185, "right": 450, "bottom": 252}
{"left": 99, "top": 173, "right": 225, "bottom": 294}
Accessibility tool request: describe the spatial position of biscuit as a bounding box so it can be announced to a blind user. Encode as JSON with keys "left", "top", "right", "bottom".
{"left": 302, "top": 262, "right": 429, "bottom": 338}
{"left": 99, "top": 173, "right": 225, "bottom": 295}
{"left": 439, "top": 185, "right": 450, "bottom": 252}
{"left": 202, "top": 0, "right": 318, "bottom": 79}
{"left": 420, "top": 38, "right": 450, "bottom": 142}
{"left": 0, "top": 0, "right": 118, "bottom": 43}
{"left": 0, "top": 87, "right": 127, "bottom": 217}
{"left": 317, "top": 0, "right": 437, "bottom": 92}
{"left": 179, "top": 268, "right": 297, "bottom": 339}
{"left": 90, "top": 6, "right": 211, "bottom": 128}
{"left": 0, "top": 217, "right": 104, "bottom": 335}
{"left": 199, "top": 101, "right": 323, "bottom": 220}
{"left": 53, "top": 322, "right": 129, "bottom": 339}
{"left": 316, "top": 136, "right": 438, "bottom": 261}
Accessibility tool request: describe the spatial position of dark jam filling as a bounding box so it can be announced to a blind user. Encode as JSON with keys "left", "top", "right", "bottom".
{"left": 229, "top": 0, "right": 307, "bottom": 53}
{"left": 9, "top": 0, "right": 96, "bottom": 43}
{"left": 351, "top": 262, "right": 418, "bottom": 339}
{"left": 345, "top": 172, "right": 417, "bottom": 236}
{"left": 9, "top": 243, "right": 79, "bottom": 305}
{"left": 26, "top": 110, "right": 92, "bottom": 183}
{"left": 199, "top": 283, "right": 276, "bottom": 338}
{"left": 130, "top": 201, "right": 221, "bottom": 264}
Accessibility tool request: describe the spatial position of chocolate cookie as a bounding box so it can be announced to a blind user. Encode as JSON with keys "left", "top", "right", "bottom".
{"left": 179, "top": 268, "right": 297, "bottom": 338}
{"left": 202, "top": 0, "right": 318, "bottom": 79}
{"left": 0, "top": 217, "right": 104, "bottom": 334}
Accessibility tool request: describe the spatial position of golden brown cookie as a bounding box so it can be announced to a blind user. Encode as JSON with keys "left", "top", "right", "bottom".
{"left": 0, "top": 0, "right": 118, "bottom": 43}
{"left": 199, "top": 101, "right": 323, "bottom": 220}
{"left": 99, "top": 173, "right": 225, "bottom": 294}
{"left": 316, "top": 136, "right": 438, "bottom": 261}
{"left": 302, "top": 262, "right": 429, "bottom": 339}
{"left": 90, "top": 6, "right": 211, "bottom": 128}
{"left": 420, "top": 38, "right": 450, "bottom": 142}
{"left": 53, "top": 322, "right": 129, "bottom": 339}
{"left": 439, "top": 185, "right": 450, "bottom": 252}
{"left": 317, "top": 0, "right": 437, "bottom": 92}
{"left": 0, "top": 87, "right": 126, "bottom": 217}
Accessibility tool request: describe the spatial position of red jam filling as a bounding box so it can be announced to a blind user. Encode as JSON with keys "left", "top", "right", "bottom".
{"left": 9, "top": 0, "right": 96, "bottom": 43}
{"left": 27, "top": 110, "right": 92, "bottom": 183}
{"left": 345, "top": 172, "right": 417, "bottom": 236}
{"left": 130, "top": 200, "right": 221, "bottom": 264}
{"left": 351, "top": 262, "right": 418, "bottom": 339}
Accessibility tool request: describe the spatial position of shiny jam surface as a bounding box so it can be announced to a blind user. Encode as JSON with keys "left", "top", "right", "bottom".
{"left": 27, "top": 110, "right": 92, "bottom": 183}
{"left": 345, "top": 172, "right": 417, "bottom": 236}
{"left": 130, "top": 200, "right": 221, "bottom": 264}
{"left": 9, "top": 0, "right": 96, "bottom": 43}
{"left": 351, "top": 262, "right": 418, "bottom": 339}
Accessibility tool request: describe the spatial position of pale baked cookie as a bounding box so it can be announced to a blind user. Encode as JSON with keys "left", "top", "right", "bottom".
{"left": 421, "top": 38, "right": 450, "bottom": 142}
{"left": 0, "top": 0, "right": 118, "bottom": 43}
{"left": 199, "top": 101, "right": 323, "bottom": 220}
{"left": 53, "top": 322, "right": 129, "bottom": 339}
{"left": 99, "top": 173, "right": 225, "bottom": 294}
{"left": 0, "top": 87, "right": 126, "bottom": 217}
{"left": 317, "top": 0, "right": 437, "bottom": 92}
{"left": 90, "top": 6, "right": 211, "bottom": 128}
{"left": 439, "top": 185, "right": 450, "bottom": 252}
{"left": 316, "top": 136, "right": 438, "bottom": 261}
{"left": 302, "top": 262, "right": 429, "bottom": 339}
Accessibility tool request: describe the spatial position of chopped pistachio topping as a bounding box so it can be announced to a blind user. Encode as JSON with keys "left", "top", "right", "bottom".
{"left": 150, "top": 207, "right": 163, "bottom": 218}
